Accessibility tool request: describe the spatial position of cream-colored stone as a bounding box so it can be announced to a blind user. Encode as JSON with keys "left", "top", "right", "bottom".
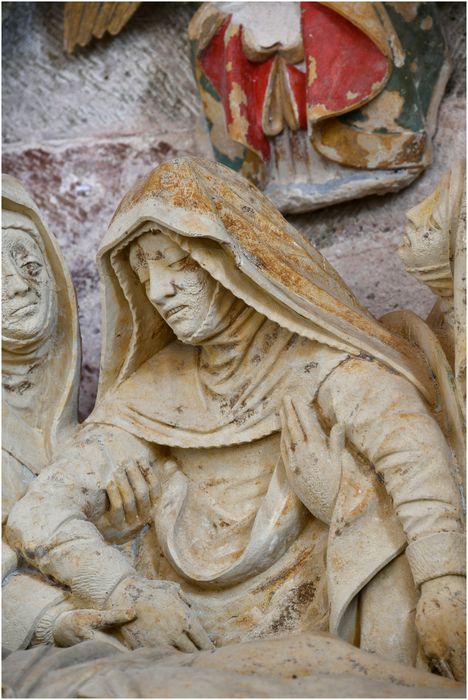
{"left": 2, "top": 632, "right": 464, "bottom": 698}
{"left": 1, "top": 176, "right": 143, "bottom": 653}
{"left": 3, "top": 159, "right": 465, "bottom": 696}
{"left": 396, "top": 162, "right": 466, "bottom": 486}
{"left": 2, "top": 174, "right": 80, "bottom": 651}
{"left": 400, "top": 161, "right": 466, "bottom": 411}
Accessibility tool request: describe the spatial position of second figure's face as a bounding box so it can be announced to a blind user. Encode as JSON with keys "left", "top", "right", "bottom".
{"left": 2, "top": 226, "right": 53, "bottom": 340}
{"left": 129, "top": 231, "right": 217, "bottom": 343}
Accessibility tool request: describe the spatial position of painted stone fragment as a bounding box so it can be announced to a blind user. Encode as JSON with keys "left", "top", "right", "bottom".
{"left": 189, "top": 2, "right": 451, "bottom": 213}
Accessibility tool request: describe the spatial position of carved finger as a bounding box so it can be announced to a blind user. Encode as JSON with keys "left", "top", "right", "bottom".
{"left": 281, "top": 396, "right": 306, "bottom": 445}
{"left": 106, "top": 480, "right": 125, "bottom": 528}
{"left": 125, "top": 461, "right": 151, "bottom": 520}
{"left": 89, "top": 607, "right": 137, "bottom": 630}
{"left": 162, "top": 459, "right": 178, "bottom": 483}
{"left": 137, "top": 460, "right": 161, "bottom": 505}
{"left": 289, "top": 398, "right": 312, "bottom": 443}
{"left": 294, "top": 399, "right": 331, "bottom": 450}
{"left": 115, "top": 467, "right": 138, "bottom": 524}
{"left": 329, "top": 423, "right": 345, "bottom": 461}
{"left": 174, "top": 633, "right": 198, "bottom": 653}
{"left": 186, "top": 620, "right": 214, "bottom": 650}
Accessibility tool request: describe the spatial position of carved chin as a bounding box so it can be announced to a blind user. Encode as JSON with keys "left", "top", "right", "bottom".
{"left": 5, "top": 321, "right": 44, "bottom": 340}
{"left": 162, "top": 308, "right": 201, "bottom": 342}
{"left": 3, "top": 300, "right": 52, "bottom": 340}
{"left": 172, "top": 325, "right": 198, "bottom": 344}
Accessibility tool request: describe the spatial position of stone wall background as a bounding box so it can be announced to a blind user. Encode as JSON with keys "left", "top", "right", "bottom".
{"left": 2, "top": 2, "right": 466, "bottom": 419}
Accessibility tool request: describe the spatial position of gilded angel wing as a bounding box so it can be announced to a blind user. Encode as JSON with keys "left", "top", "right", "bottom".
{"left": 64, "top": 2, "right": 141, "bottom": 54}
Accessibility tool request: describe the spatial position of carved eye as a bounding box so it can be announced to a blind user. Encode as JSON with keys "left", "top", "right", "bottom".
{"left": 22, "top": 261, "right": 42, "bottom": 277}
{"left": 169, "top": 256, "right": 191, "bottom": 271}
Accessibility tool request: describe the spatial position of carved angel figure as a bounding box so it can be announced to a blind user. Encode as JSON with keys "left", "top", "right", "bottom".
{"left": 6, "top": 158, "right": 465, "bottom": 680}
{"left": 2, "top": 176, "right": 135, "bottom": 652}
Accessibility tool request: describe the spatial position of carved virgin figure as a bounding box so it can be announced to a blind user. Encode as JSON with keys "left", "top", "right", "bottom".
{"left": 6, "top": 158, "right": 465, "bottom": 681}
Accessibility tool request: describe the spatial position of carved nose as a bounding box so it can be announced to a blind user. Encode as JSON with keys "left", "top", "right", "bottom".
{"left": 5, "top": 271, "right": 31, "bottom": 298}
{"left": 149, "top": 275, "right": 177, "bottom": 303}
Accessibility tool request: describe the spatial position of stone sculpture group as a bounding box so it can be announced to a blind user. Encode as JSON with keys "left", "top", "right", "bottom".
{"left": 1, "top": 1, "right": 466, "bottom": 697}
{"left": 1, "top": 155, "right": 466, "bottom": 698}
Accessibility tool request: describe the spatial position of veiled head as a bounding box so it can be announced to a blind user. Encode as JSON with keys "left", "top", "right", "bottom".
{"left": 95, "top": 157, "right": 433, "bottom": 403}
{"left": 129, "top": 231, "right": 218, "bottom": 343}
{"left": 2, "top": 213, "right": 55, "bottom": 341}
{"left": 400, "top": 174, "right": 453, "bottom": 298}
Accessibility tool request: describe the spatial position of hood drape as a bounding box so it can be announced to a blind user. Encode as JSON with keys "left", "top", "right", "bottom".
{"left": 2, "top": 175, "right": 81, "bottom": 465}
{"left": 90, "top": 157, "right": 420, "bottom": 602}
{"left": 94, "top": 157, "right": 434, "bottom": 409}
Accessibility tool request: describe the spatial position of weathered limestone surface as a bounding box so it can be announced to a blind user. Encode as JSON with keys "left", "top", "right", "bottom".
{"left": 2, "top": 2, "right": 465, "bottom": 418}
{"left": 3, "top": 634, "right": 465, "bottom": 698}
{"left": 2, "top": 176, "right": 135, "bottom": 655}
{"left": 2, "top": 132, "right": 199, "bottom": 417}
{"left": 3, "top": 157, "right": 465, "bottom": 694}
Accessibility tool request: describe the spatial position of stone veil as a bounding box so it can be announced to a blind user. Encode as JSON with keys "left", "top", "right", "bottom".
{"left": 4, "top": 158, "right": 465, "bottom": 695}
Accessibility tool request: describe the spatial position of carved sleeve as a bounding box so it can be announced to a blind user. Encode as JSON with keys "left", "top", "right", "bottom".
{"left": 6, "top": 423, "right": 159, "bottom": 608}
{"left": 317, "top": 357, "right": 465, "bottom": 587}
{"left": 2, "top": 563, "right": 67, "bottom": 652}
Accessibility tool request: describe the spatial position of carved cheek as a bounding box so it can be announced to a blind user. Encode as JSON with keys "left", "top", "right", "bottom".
{"left": 34, "top": 275, "right": 48, "bottom": 306}
{"left": 25, "top": 267, "right": 47, "bottom": 300}
{"left": 30, "top": 273, "right": 54, "bottom": 323}
{"left": 183, "top": 271, "right": 208, "bottom": 303}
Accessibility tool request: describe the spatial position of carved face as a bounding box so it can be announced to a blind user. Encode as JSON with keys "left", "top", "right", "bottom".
{"left": 401, "top": 187, "right": 444, "bottom": 268}
{"left": 400, "top": 184, "right": 452, "bottom": 297}
{"left": 2, "top": 227, "right": 54, "bottom": 340}
{"left": 129, "top": 231, "right": 218, "bottom": 343}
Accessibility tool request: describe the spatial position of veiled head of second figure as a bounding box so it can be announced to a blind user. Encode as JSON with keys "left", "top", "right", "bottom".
{"left": 2, "top": 214, "right": 54, "bottom": 341}
{"left": 129, "top": 230, "right": 219, "bottom": 343}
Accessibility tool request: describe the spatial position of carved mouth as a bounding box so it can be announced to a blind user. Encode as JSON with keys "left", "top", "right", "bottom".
{"left": 10, "top": 302, "right": 38, "bottom": 316}
{"left": 165, "top": 305, "right": 187, "bottom": 319}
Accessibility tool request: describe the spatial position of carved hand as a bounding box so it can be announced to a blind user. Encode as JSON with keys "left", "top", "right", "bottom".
{"left": 416, "top": 575, "right": 466, "bottom": 681}
{"left": 53, "top": 607, "right": 136, "bottom": 649}
{"left": 280, "top": 396, "right": 344, "bottom": 524}
{"left": 98, "top": 459, "right": 160, "bottom": 542}
{"left": 106, "top": 575, "right": 214, "bottom": 652}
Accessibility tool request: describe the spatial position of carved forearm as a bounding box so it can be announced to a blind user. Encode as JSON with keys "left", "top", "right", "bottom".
{"left": 318, "top": 358, "right": 465, "bottom": 584}
{"left": 6, "top": 476, "right": 135, "bottom": 608}
{"left": 5, "top": 424, "right": 157, "bottom": 607}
